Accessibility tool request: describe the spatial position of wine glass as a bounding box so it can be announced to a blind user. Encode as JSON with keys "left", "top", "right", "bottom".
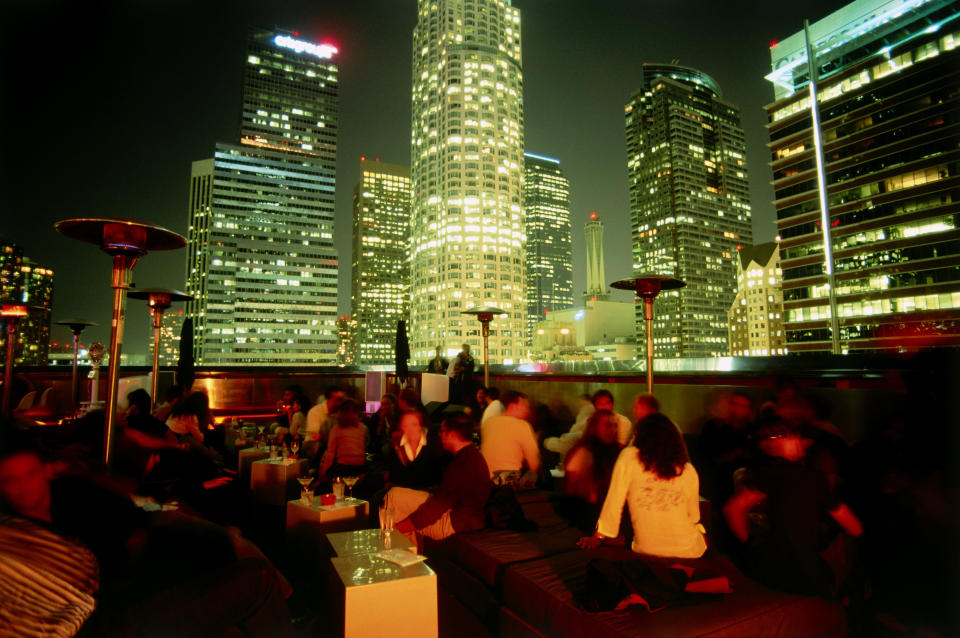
{"left": 343, "top": 475, "right": 359, "bottom": 500}
{"left": 290, "top": 438, "right": 301, "bottom": 457}
{"left": 256, "top": 425, "right": 266, "bottom": 449}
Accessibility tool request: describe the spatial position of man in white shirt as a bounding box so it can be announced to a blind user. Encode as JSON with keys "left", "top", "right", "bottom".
{"left": 480, "top": 390, "right": 540, "bottom": 488}
{"left": 480, "top": 387, "right": 503, "bottom": 424}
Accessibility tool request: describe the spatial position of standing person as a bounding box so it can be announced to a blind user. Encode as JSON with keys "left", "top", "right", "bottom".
{"left": 579, "top": 413, "right": 706, "bottom": 559}
{"left": 480, "top": 390, "right": 540, "bottom": 488}
{"left": 425, "top": 346, "right": 448, "bottom": 374}
{"left": 723, "top": 417, "right": 863, "bottom": 595}
{"left": 288, "top": 394, "right": 311, "bottom": 440}
{"left": 448, "top": 343, "right": 475, "bottom": 405}
{"left": 388, "top": 413, "right": 490, "bottom": 545}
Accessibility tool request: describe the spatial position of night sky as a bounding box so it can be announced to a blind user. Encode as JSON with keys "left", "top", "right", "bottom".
{"left": 1, "top": 0, "right": 848, "bottom": 357}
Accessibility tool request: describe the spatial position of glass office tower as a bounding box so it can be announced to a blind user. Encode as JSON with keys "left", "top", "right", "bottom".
{"left": 766, "top": 0, "right": 960, "bottom": 352}
{"left": 351, "top": 158, "right": 412, "bottom": 364}
{"left": 409, "top": 0, "right": 526, "bottom": 364}
{"left": 186, "top": 29, "right": 340, "bottom": 365}
{"left": 626, "top": 64, "right": 753, "bottom": 358}
{"left": 523, "top": 152, "right": 573, "bottom": 340}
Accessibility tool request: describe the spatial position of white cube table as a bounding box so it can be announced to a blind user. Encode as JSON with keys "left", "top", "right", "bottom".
{"left": 325, "top": 528, "right": 415, "bottom": 557}
{"left": 250, "top": 458, "right": 308, "bottom": 505}
{"left": 286, "top": 498, "right": 370, "bottom": 571}
{"left": 331, "top": 553, "right": 437, "bottom": 638}
{"left": 237, "top": 447, "right": 269, "bottom": 489}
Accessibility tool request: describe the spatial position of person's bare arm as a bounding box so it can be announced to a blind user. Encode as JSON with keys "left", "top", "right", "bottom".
{"left": 723, "top": 487, "right": 767, "bottom": 543}
{"left": 828, "top": 503, "right": 863, "bottom": 537}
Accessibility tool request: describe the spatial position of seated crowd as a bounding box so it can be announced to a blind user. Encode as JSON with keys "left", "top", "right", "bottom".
{"left": 7, "top": 370, "right": 948, "bottom": 636}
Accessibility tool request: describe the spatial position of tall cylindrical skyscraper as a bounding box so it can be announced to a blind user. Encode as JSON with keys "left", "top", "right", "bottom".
{"left": 409, "top": 0, "right": 526, "bottom": 364}
{"left": 583, "top": 211, "right": 609, "bottom": 303}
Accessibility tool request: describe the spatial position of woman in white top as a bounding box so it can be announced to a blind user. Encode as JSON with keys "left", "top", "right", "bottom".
{"left": 580, "top": 412, "right": 706, "bottom": 559}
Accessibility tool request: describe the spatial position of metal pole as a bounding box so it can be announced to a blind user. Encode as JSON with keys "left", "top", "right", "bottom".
{"left": 104, "top": 254, "right": 135, "bottom": 469}
{"left": 71, "top": 331, "right": 80, "bottom": 410}
{"left": 804, "top": 20, "right": 841, "bottom": 354}
{"left": 482, "top": 320, "right": 490, "bottom": 389}
{"left": 2, "top": 320, "right": 15, "bottom": 413}
{"left": 644, "top": 297, "right": 655, "bottom": 394}
{"left": 150, "top": 309, "right": 162, "bottom": 411}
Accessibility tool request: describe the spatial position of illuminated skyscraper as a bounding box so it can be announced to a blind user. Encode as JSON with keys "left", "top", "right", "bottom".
{"left": 337, "top": 315, "right": 357, "bottom": 366}
{"left": 158, "top": 309, "right": 185, "bottom": 367}
{"left": 626, "top": 64, "right": 753, "bottom": 358}
{"left": 728, "top": 242, "right": 787, "bottom": 356}
{"left": 186, "top": 29, "right": 340, "bottom": 365}
{"left": 351, "top": 158, "right": 412, "bottom": 364}
{"left": 523, "top": 152, "right": 573, "bottom": 339}
{"left": 0, "top": 242, "right": 54, "bottom": 366}
{"left": 583, "top": 211, "right": 610, "bottom": 304}
{"left": 409, "top": 0, "right": 526, "bottom": 364}
{"left": 766, "top": 0, "right": 960, "bottom": 353}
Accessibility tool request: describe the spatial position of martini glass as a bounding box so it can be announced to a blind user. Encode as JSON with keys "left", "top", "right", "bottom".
{"left": 256, "top": 425, "right": 267, "bottom": 449}
{"left": 343, "top": 475, "right": 359, "bottom": 501}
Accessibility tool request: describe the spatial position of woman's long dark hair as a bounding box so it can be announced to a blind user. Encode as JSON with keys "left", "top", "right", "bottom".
{"left": 567, "top": 409, "right": 622, "bottom": 481}
{"left": 634, "top": 413, "right": 688, "bottom": 479}
{"left": 169, "top": 391, "right": 210, "bottom": 427}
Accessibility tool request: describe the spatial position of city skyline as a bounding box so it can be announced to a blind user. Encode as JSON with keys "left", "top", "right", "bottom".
{"left": 2, "top": 0, "right": 852, "bottom": 357}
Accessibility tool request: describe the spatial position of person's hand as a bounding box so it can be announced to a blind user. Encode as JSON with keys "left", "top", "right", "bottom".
{"left": 577, "top": 535, "right": 602, "bottom": 550}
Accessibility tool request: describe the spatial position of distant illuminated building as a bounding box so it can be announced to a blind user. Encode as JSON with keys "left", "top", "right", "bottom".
{"left": 337, "top": 315, "right": 357, "bottom": 367}
{"left": 351, "top": 158, "right": 411, "bottom": 364}
{"left": 523, "top": 152, "right": 573, "bottom": 339}
{"left": 626, "top": 64, "right": 753, "bottom": 358}
{"left": 583, "top": 211, "right": 610, "bottom": 304}
{"left": 186, "top": 28, "right": 340, "bottom": 365}
{"left": 766, "top": 0, "right": 960, "bottom": 352}
{"left": 158, "top": 309, "right": 185, "bottom": 367}
{"left": 729, "top": 242, "right": 786, "bottom": 356}
{"left": 535, "top": 299, "right": 636, "bottom": 362}
{"left": 0, "top": 241, "right": 54, "bottom": 366}
{"left": 1, "top": 241, "right": 22, "bottom": 306}
{"left": 409, "top": 0, "right": 526, "bottom": 364}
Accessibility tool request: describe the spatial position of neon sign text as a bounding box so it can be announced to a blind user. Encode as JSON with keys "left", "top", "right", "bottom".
{"left": 273, "top": 35, "right": 337, "bottom": 59}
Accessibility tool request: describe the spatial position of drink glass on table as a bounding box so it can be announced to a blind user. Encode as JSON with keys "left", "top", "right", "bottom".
{"left": 290, "top": 438, "right": 301, "bottom": 457}
{"left": 297, "top": 476, "right": 313, "bottom": 504}
{"left": 379, "top": 505, "right": 394, "bottom": 534}
{"left": 343, "top": 475, "right": 359, "bottom": 500}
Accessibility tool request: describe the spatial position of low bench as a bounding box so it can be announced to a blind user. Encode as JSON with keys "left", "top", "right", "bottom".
{"left": 425, "top": 490, "right": 846, "bottom": 638}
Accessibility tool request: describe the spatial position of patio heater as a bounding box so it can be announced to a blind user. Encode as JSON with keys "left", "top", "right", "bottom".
{"left": 1, "top": 304, "right": 29, "bottom": 413}
{"left": 463, "top": 305, "right": 507, "bottom": 389}
{"left": 56, "top": 318, "right": 98, "bottom": 412}
{"left": 55, "top": 218, "right": 185, "bottom": 469}
{"left": 128, "top": 288, "right": 192, "bottom": 410}
{"left": 611, "top": 276, "right": 686, "bottom": 394}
